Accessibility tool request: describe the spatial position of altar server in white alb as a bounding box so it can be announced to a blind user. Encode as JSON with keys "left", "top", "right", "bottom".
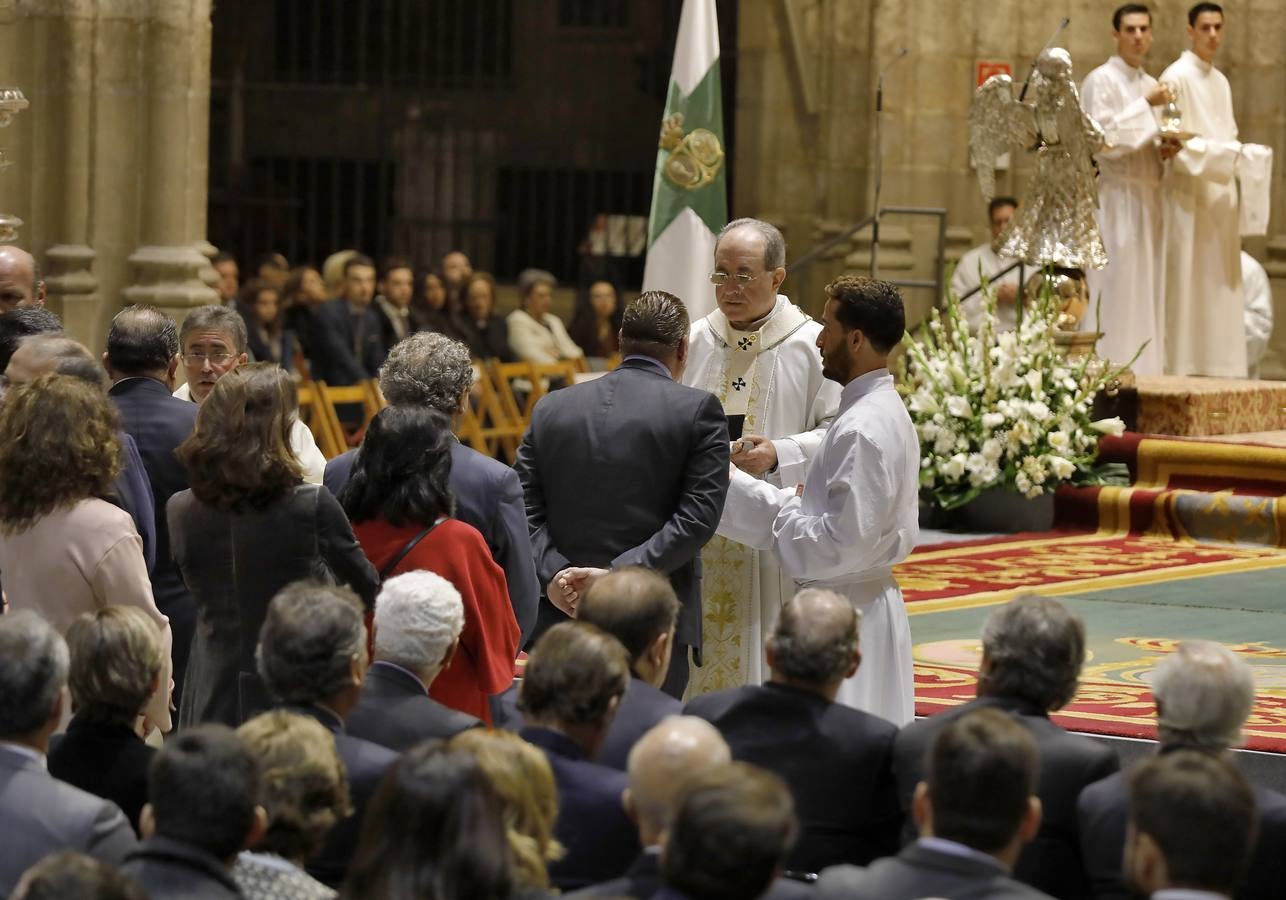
{"left": 1161, "top": 3, "right": 1247, "bottom": 377}
{"left": 1081, "top": 3, "right": 1177, "bottom": 375}
{"left": 718, "top": 275, "right": 917, "bottom": 725}
{"left": 681, "top": 218, "right": 840, "bottom": 693}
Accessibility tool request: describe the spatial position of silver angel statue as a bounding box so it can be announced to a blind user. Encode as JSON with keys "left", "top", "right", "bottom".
{"left": 970, "top": 48, "right": 1107, "bottom": 272}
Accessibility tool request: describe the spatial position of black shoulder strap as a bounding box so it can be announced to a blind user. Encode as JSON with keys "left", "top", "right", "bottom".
{"left": 378, "top": 519, "right": 442, "bottom": 582}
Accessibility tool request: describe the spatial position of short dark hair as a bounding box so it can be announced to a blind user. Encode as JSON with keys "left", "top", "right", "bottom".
{"left": 256, "top": 251, "right": 289, "bottom": 272}
{"left": 988, "top": 195, "right": 1019, "bottom": 218}
{"left": 927, "top": 707, "right": 1037, "bottom": 853}
{"left": 824, "top": 275, "right": 905, "bottom": 353}
{"left": 578, "top": 567, "right": 680, "bottom": 666}
{"left": 106, "top": 305, "right": 179, "bottom": 376}
{"left": 257, "top": 580, "right": 367, "bottom": 705}
{"left": 180, "top": 304, "right": 248, "bottom": 354}
{"left": 340, "top": 405, "right": 456, "bottom": 527}
{"left": 378, "top": 255, "right": 413, "bottom": 282}
{"left": 13, "top": 852, "right": 148, "bottom": 900}
{"left": 519, "top": 622, "right": 630, "bottom": 728}
{"left": 0, "top": 306, "right": 62, "bottom": 372}
{"left": 149, "top": 725, "right": 262, "bottom": 860}
{"left": 0, "top": 611, "right": 68, "bottom": 738}
{"left": 1128, "top": 750, "right": 1256, "bottom": 893}
{"left": 343, "top": 253, "right": 376, "bottom": 276}
{"left": 1113, "top": 4, "right": 1151, "bottom": 30}
{"left": 619, "top": 290, "right": 689, "bottom": 359}
{"left": 980, "top": 594, "right": 1086, "bottom": 711}
{"left": 212, "top": 250, "right": 237, "bottom": 267}
{"left": 1189, "top": 2, "right": 1222, "bottom": 25}
{"left": 767, "top": 588, "right": 860, "bottom": 684}
{"left": 662, "top": 762, "right": 798, "bottom": 900}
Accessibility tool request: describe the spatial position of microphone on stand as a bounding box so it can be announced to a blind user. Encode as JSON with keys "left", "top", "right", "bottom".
{"left": 876, "top": 47, "right": 908, "bottom": 112}
{"left": 1018, "top": 17, "right": 1070, "bottom": 101}
{"left": 872, "top": 47, "right": 908, "bottom": 276}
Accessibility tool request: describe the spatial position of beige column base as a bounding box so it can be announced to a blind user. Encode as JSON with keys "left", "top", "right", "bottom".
{"left": 44, "top": 243, "right": 98, "bottom": 340}
{"left": 123, "top": 244, "right": 219, "bottom": 325}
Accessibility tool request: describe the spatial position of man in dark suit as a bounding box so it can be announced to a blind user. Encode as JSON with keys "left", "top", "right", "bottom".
{"left": 105, "top": 305, "right": 199, "bottom": 702}
{"left": 0, "top": 612, "right": 137, "bottom": 895}
{"left": 121, "top": 725, "right": 265, "bottom": 900}
{"left": 308, "top": 253, "right": 386, "bottom": 386}
{"left": 1078, "top": 640, "right": 1286, "bottom": 900}
{"left": 818, "top": 707, "right": 1051, "bottom": 900}
{"left": 572, "top": 716, "right": 808, "bottom": 900}
{"left": 347, "top": 570, "right": 481, "bottom": 750}
{"left": 1122, "top": 750, "right": 1256, "bottom": 900}
{"left": 519, "top": 622, "right": 640, "bottom": 891}
{"left": 894, "top": 594, "right": 1118, "bottom": 899}
{"left": 576, "top": 566, "right": 682, "bottom": 770}
{"left": 685, "top": 587, "right": 902, "bottom": 874}
{"left": 324, "top": 331, "right": 539, "bottom": 645}
{"left": 256, "top": 580, "right": 398, "bottom": 887}
{"left": 517, "top": 290, "right": 730, "bottom": 696}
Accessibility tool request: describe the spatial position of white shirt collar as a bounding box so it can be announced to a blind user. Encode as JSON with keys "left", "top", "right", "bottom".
{"left": 1109, "top": 54, "right": 1144, "bottom": 78}
{"left": 839, "top": 367, "right": 893, "bottom": 411}
{"left": 1152, "top": 891, "right": 1230, "bottom": 900}
{"left": 0, "top": 741, "right": 47, "bottom": 768}
{"left": 1181, "top": 49, "right": 1214, "bottom": 72}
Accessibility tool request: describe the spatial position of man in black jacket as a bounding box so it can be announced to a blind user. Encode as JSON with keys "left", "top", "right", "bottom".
{"left": 104, "top": 306, "right": 199, "bottom": 702}
{"left": 1079, "top": 639, "right": 1286, "bottom": 900}
{"left": 893, "top": 593, "right": 1118, "bottom": 899}
{"left": 346, "top": 570, "right": 481, "bottom": 750}
{"left": 308, "top": 253, "right": 384, "bottom": 387}
{"left": 517, "top": 290, "right": 729, "bottom": 696}
{"left": 122, "top": 725, "right": 265, "bottom": 900}
{"left": 685, "top": 587, "right": 902, "bottom": 875}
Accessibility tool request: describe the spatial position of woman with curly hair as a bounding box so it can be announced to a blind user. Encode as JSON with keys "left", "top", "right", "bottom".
{"left": 449, "top": 728, "right": 563, "bottom": 897}
{"left": 342, "top": 743, "right": 521, "bottom": 900}
{"left": 340, "top": 405, "right": 519, "bottom": 722}
{"left": 0, "top": 374, "right": 173, "bottom": 732}
{"left": 235, "top": 710, "right": 352, "bottom": 900}
{"left": 169, "top": 363, "right": 378, "bottom": 728}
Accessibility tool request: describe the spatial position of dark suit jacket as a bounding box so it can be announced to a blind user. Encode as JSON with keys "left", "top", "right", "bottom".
{"left": 515, "top": 358, "right": 729, "bottom": 651}
{"left": 120, "top": 835, "right": 242, "bottom": 899}
{"left": 346, "top": 660, "right": 482, "bottom": 752}
{"left": 458, "top": 314, "right": 513, "bottom": 361}
{"left": 326, "top": 439, "right": 540, "bottom": 645}
{"left": 569, "top": 847, "right": 813, "bottom": 899}
{"left": 1078, "top": 753, "right": 1286, "bottom": 900}
{"left": 110, "top": 432, "right": 156, "bottom": 573}
{"left": 283, "top": 704, "right": 398, "bottom": 888}
{"left": 0, "top": 743, "right": 138, "bottom": 896}
{"left": 109, "top": 376, "right": 199, "bottom": 694}
{"left": 596, "top": 676, "right": 682, "bottom": 771}
{"left": 48, "top": 717, "right": 156, "bottom": 833}
{"left": 817, "top": 841, "right": 1055, "bottom": 900}
{"left": 894, "top": 695, "right": 1119, "bottom": 899}
{"left": 521, "top": 726, "right": 640, "bottom": 891}
{"left": 685, "top": 682, "right": 901, "bottom": 874}
{"left": 308, "top": 297, "right": 385, "bottom": 386}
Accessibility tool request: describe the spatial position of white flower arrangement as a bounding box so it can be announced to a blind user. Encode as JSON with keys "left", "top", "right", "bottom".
{"left": 898, "top": 275, "right": 1127, "bottom": 510}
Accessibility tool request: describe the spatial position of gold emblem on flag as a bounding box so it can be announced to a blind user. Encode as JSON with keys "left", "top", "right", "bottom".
{"left": 658, "top": 112, "right": 723, "bottom": 191}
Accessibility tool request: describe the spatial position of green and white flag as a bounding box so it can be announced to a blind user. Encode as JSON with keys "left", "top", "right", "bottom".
{"left": 642, "top": 0, "right": 726, "bottom": 321}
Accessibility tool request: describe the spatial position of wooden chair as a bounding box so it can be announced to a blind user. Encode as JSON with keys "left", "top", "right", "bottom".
{"left": 489, "top": 361, "right": 536, "bottom": 427}
{"left": 297, "top": 381, "right": 345, "bottom": 460}
{"left": 525, "top": 360, "right": 581, "bottom": 419}
{"left": 316, "top": 380, "right": 382, "bottom": 449}
{"left": 472, "top": 364, "right": 527, "bottom": 462}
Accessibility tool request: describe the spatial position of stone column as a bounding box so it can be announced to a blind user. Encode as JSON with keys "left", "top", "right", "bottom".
{"left": 121, "top": 0, "right": 218, "bottom": 325}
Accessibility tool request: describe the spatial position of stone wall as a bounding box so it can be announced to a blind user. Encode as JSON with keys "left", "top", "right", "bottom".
{"left": 0, "top": 0, "right": 217, "bottom": 350}
{"left": 734, "top": 0, "right": 1286, "bottom": 376}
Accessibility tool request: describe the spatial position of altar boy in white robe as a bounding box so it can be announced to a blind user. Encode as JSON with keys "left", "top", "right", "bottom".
{"left": 682, "top": 218, "right": 841, "bottom": 694}
{"left": 719, "top": 275, "right": 918, "bottom": 725}
{"left": 1161, "top": 2, "right": 1247, "bottom": 377}
{"left": 1081, "top": 3, "right": 1178, "bottom": 376}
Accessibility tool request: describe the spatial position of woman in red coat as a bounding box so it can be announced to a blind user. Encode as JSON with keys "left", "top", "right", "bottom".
{"left": 341, "top": 405, "right": 519, "bottom": 722}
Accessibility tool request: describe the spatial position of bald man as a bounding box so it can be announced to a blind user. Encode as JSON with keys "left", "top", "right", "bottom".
{"left": 684, "top": 588, "right": 902, "bottom": 874}
{"left": 572, "top": 717, "right": 808, "bottom": 899}
{"left": 5, "top": 335, "right": 156, "bottom": 573}
{"left": 0, "top": 246, "right": 46, "bottom": 313}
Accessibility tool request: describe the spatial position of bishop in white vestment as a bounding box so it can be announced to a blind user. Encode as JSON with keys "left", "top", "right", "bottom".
{"left": 719, "top": 276, "right": 917, "bottom": 725}
{"left": 1161, "top": 19, "right": 1246, "bottom": 377}
{"left": 683, "top": 219, "right": 840, "bottom": 694}
{"left": 1082, "top": 32, "right": 1169, "bottom": 375}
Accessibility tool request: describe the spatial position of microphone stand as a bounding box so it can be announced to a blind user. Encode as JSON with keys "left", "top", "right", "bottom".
{"left": 870, "top": 47, "right": 907, "bottom": 277}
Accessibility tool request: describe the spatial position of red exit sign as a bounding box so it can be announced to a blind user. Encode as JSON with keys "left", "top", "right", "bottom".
{"left": 977, "top": 61, "right": 1012, "bottom": 87}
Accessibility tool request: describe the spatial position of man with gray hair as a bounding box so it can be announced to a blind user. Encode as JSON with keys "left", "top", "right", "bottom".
{"left": 895, "top": 593, "right": 1118, "bottom": 898}
{"left": 684, "top": 588, "right": 901, "bottom": 874}
{"left": 346, "top": 569, "right": 482, "bottom": 750}
{"left": 0, "top": 611, "right": 137, "bottom": 894}
{"left": 324, "top": 330, "right": 539, "bottom": 643}
{"left": 1078, "top": 639, "right": 1286, "bottom": 900}
{"left": 256, "top": 580, "right": 397, "bottom": 886}
{"left": 681, "top": 216, "right": 841, "bottom": 694}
